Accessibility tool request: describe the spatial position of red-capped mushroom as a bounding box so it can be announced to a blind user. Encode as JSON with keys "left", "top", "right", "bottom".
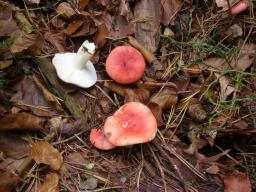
{"left": 103, "top": 102, "right": 157, "bottom": 146}
{"left": 231, "top": 0, "right": 249, "bottom": 15}
{"left": 89, "top": 128, "right": 116, "bottom": 150}
{"left": 105, "top": 46, "right": 146, "bottom": 84}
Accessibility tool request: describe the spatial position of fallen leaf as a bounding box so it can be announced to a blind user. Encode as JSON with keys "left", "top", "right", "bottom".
{"left": 35, "top": 173, "right": 59, "bottom": 192}
{"left": 0, "top": 112, "right": 44, "bottom": 131}
{"left": 10, "top": 75, "right": 57, "bottom": 117}
{"left": 124, "top": 88, "right": 150, "bottom": 103}
{"left": 134, "top": 0, "right": 162, "bottom": 52}
{"left": 206, "top": 165, "right": 220, "bottom": 174}
{"left": 230, "top": 43, "right": 256, "bottom": 71}
{"left": 56, "top": 2, "right": 76, "bottom": 19}
{"left": 14, "top": 11, "right": 33, "bottom": 34}
{"left": 0, "top": 60, "right": 13, "bottom": 69}
{"left": 226, "top": 24, "right": 243, "bottom": 38}
{"left": 223, "top": 171, "right": 252, "bottom": 192}
{"left": 161, "top": 0, "right": 182, "bottom": 26}
{"left": 215, "top": 0, "right": 238, "bottom": 10}
{"left": 32, "top": 141, "right": 63, "bottom": 170}
{"left": 150, "top": 88, "right": 178, "bottom": 110}
{"left": 48, "top": 117, "right": 82, "bottom": 136}
{"left": 0, "top": 171, "right": 20, "bottom": 192}
{"left": 10, "top": 33, "right": 43, "bottom": 55}
{"left": 94, "top": 24, "right": 108, "bottom": 48}
{"left": 64, "top": 20, "right": 84, "bottom": 35}
{"left": 0, "top": 133, "right": 31, "bottom": 159}
{"left": 0, "top": 20, "right": 17, "bottom": 37}
{"left": 44, "top": 31, "right": 66, "bottom": 52}
{"left": 204, "top": 57, "right": 228, "bottom": 70}
{"left": 148, "top": 102, "right": 164, "bottom": 127}
{"left": 79, "top": 0, "right": 89, "bottom": 8}
{"left": 65, "top": 152, "right": 87, "bottom": 165}
{"left": 218, "top": 75, "right": 235, "bottom": 100}
{"left": 32, "top": 74, "right": 62, "bottom": 111}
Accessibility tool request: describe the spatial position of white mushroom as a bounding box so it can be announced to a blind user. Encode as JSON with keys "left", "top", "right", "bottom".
{"left": 52, "top": 40, "right": 97, "bottom": 88}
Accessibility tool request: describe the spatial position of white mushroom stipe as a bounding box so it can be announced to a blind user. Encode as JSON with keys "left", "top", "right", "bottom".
{"left": 52, "top": 40, "right": 97, "bottom": 88}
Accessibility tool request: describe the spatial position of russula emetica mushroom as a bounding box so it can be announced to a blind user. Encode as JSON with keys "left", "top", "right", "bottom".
{"left": 89, "top": 128, "right": 116, "bottom": 150}
{"left": 103, "top": 102, "right": 157, "bottom": 146}
{"left": 52, "top": 40, "right": 97, "bottom": 88}
{"left": 231, "top": 0, "right": 249, "bottom": 15}
{"left": 105, "top": 46, "right": 146, "bottom": 84}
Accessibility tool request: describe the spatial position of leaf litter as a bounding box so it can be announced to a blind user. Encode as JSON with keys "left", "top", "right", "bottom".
{"left": 0, "top": 0, "right": 255, "bottom": 191}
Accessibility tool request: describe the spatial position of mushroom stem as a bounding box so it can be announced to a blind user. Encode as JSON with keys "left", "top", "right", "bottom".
{"left": 73, "top": 52, "right": 92, "bottom": 69}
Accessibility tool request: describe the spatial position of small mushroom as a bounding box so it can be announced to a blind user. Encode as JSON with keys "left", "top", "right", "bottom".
{"left": 52, "top": 40, "right": 97, "bottom": 88}
{"left": 103, "top": 102, "right": 157, "bottom": 146}
{"left": 89, "top": 128, "right": 116, "bottom": 150}
{"left": 105, "top": 46, "right": 146, "bottom": 84}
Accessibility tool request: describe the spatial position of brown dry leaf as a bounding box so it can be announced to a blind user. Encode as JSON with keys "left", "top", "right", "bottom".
{"left": 65, "top": 152, "right": 87, "bottom": 166}
{"left": 204, "top": 57, "right": 228, "bottom": 70}
{"left": 218, "top": 75, "right": 235, "bottom": 101}
{"left": 148, "top": 102, "right": 164, "bottom": 127}
{"left": 0, "top": 60, "right": 13, "bottom": 69}
{"left": 10, "top": 33, "right": 43, "bottom": 55}
{"left": 150, "top": 88, "right": 178, "bottom": 110}
{"left": 0, "top": 112, "right": 44, "bottom": 131}
{"left": 226, "top": 24, "right": 243, "bottom": 38}
{"left": 56, "top": 2, "right": 76, "bottom": 19}
{"left": 161, "top": 0, "right": 182, "bottom": 26}
{"left": 79, "top": 0, "right": 89, "bottom": 8}
{"left": 0, "top": 20, "right": 17, "bottom": 37}
{"left": 0, "top": 171, "right": 20, "bottom": 192}
{"left": 14, "top": 11, "right": 33, "bottom": 34}
{"left": 32, "top": 141, "right": 63, "bottom": 170}
{"left": 32, "top": 74, "right": 62, "bottom": 111}
{"left": 95, "top": 24, "right": 108, "bottom": 48}
{"left": 48, "top": 117, "right": 82, "bottom": 136}
{"left": 215, "top": 0, "right": 238, "bottom": 10}
{"left": 124, "top": 88, "right": 150, "bottom": 103}
{"left": 231, "top": 43, "right": 256, "bottom": 71}
{"left": 0, "top": 133, "right": 31, "bottom": 159}
{"left": 223, "top": 171, "right": 252, "bottom": 192}
{"left": 64, "top": 20, "right": 84, "bottom": 36}
{"left": 44, "top": 31, "right": 66, "bottom": 52}
{"left": 10, "top": 75, "right": 57, "bottom": 117}
{"left": 206, "top": 165, "right": 220, "bottom": 174}
{"left": 184, "top": 64, "right": 208, "bottom": 75}
{"left": 35, "top": 173, "right": 59, "bottom": 192}
{"left": 136, "top": 81, "right": 177, "bottom": 92}
{"left": 134, "top": 0, "right": 162, "bottom": 52}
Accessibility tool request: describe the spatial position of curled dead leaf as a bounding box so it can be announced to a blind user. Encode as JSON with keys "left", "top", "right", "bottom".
{"left": 44, "top": 31, "right": 66, "bottom": 52}
{"left": 56, "top": 2, "right": 76, "bottom": 19}
{"left": 0, "top": 171, "right": 20, "bottom": 192}
{"left": 95, "top": 24, "right": 108, "bottom": 48}
{"left": 35, "top": 173, "right": 59, "bottom": 192}
{"left": 32, "top": 141, "right": 63, "bottom": 170}
{"left": 150, "top": 88, "right": 178, "bottom": 110}
{"left": 218, "top": 75, "right": 235, "bottom": 101}
{"left": 148, "top": 102, "right": 164, "bottom": 127}
{"left": 0, "top": 112, "right": 44, "bottom": 131}
{"left": 0, "top": 133, "right": 31, "bottom": 159}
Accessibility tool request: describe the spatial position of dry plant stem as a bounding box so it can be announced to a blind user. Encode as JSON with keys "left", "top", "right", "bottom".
{"left": 33, "top": 58, "right": 89, "bottom": 128}
{"left": 153, "top": 142, "right": 189, "bottom": 192}
{"left": 16, "top": 133, "right": 55, "bottom": 175}
{"left": 148, "top": 144, "right": 167, "bottom": 192}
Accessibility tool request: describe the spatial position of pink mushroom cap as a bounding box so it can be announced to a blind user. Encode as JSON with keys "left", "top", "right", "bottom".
{"left": 231, "top": 0, "right": 249, "bottom": 15}
{"left": 89, "top": 128, "right": 116, "bottom": 150}
{"left": 103, "top": 102, "right": 158, "bottom": 146}
{"left": 105, "top": 46, "right": 146, "bottom": 84}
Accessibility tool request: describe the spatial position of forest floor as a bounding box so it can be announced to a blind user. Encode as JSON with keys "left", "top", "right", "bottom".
{"left": 0, "top": 0, "right": 255, "bottom": 191}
